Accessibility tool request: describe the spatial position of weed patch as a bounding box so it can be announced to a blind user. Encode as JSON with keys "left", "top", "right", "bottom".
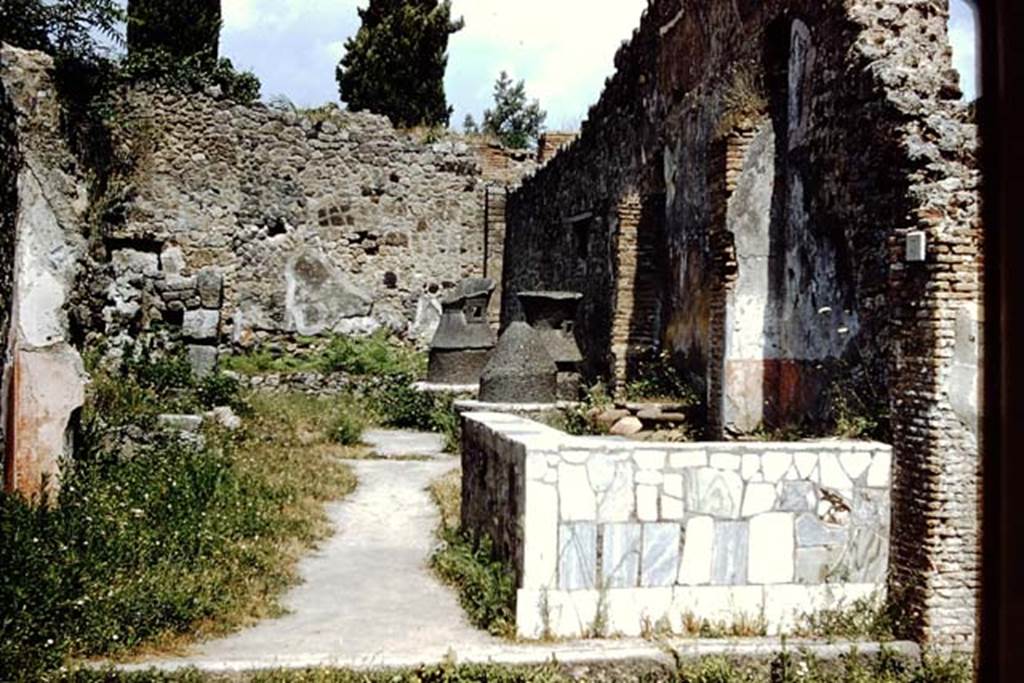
{"left": 427, "top": 469, "right": 514, "bottom": 639}
{"left": 0, "top": 359, "right": 355, "bottom": 679}
{"left": 53, "top": 649, "right": 973, "bottom": 682}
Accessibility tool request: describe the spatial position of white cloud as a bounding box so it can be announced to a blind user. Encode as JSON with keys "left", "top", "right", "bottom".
{"left": 218, "top": 0, "right": 645, "bottom": 124}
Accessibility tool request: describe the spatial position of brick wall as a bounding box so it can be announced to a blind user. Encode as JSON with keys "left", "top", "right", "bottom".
{"left": 501, "top": 0, "right": 980, "bottom": 648}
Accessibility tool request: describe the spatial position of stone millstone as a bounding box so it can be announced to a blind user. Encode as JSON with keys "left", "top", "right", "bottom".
{"left": 478, "top": 322, "right": 557, "bottom": 404}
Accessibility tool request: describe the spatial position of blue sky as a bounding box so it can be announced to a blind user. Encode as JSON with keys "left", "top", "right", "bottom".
{"left": 217, "top": 0, "right": 979, "bottom": 130}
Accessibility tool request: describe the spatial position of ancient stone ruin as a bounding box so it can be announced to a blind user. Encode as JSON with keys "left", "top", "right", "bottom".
{"left": 0, "top": 0, "right": 981, "bottom": 654}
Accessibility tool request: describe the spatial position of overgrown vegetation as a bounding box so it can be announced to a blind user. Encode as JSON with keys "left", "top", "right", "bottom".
{"left": 678, "top": 612, "right": 768, "bottom": 639}
{"left": 0, "top": 347, "right": 356, "bottom": 680}
{"left": 793, "top": 591, "right": 898, "bottom": 642}
{"left": 427, "top": 469, "right": 516, "bottom": 638}
{"left": 625, "top": 349, "right": 703, "bottom": 405}
{"left": 50, "top": 648, "right": 973, "bottom": 682}
{"left": 222, "top": 332, "right": 459, "bottom": 444}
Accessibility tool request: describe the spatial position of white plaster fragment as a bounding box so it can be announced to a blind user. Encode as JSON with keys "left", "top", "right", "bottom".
{"left": 867, "top": 451, "right": 892, "bottom": 488}
{"left": 677, "top": 516, "right": 714, "bottom": 585}
{"left": 762, "top": 452, "right": 793, "bottom": 483}
{"left": 819, "top": 453, "right": 852, "bottom": 490}
{"left": 840, "top": 451, "right": 872, "bottom": 481}
{"left": 742, "top": 482, "right": 778, "bottom": 517}
{"left": 558, "top": 463, "right": 596, "bottom": 521}
{"left": 741, "top": 453, "right": 761, "bottom": 480}
{"left": 710, "top": 452, "right": 741, "bottom": 471}
{"left": 670, "top": 450, "right": 707, "bottom": 469}
{"left": 637, "top": 485, "right": 659, "bottom": 521}
{"left": 748, "top": 513, "right": 795, "bottom": 584}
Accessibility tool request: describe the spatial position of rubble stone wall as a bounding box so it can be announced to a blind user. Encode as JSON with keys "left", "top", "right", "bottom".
{"left": 502, "top": 0, "right": 980, "bottom": 647}
{"left": 97, "top": 89, "right": 536, "bottom": 352}
{"left": 462, "top": 412, "right": 891, "bottom": 639}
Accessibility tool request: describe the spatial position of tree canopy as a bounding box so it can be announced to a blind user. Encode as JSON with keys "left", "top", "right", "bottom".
{"left": 126, "top": 0, "right": 222, "bottom": 67}
{"left": 336, "top": 0, "right": 463, "bottom": 128}
{"left": 482, "top": 71, "right": 546, "bottom": 149}
{"left": 0, "top": 0, "right": 123, "bottom": 61}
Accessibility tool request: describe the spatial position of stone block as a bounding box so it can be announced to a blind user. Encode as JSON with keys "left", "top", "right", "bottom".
{"left": 685, "top": 468, "right": 744, "bottom": 518}
{"left": 840, "top": 451, "right": 872, "bottom": 481}
{"left": 183, "top": 309, "right": 220, "bottom": 340}
{"left": 595, "top": 462, "right": 635, "bottom": 522}
{"left": 559, "top": 523, "right": 597, "bottom": 590}
{"left": 762, "top": 452, "right": 793, "bottom": 483}
{"left": 196, "top": 267, "right": 224, "bottom": 308}
{"left": 672, "top": 585, "right": 765, "bottom": 629}
{"left": 778, "top": 481, "right": 817, "bottom": 512}
{"left": 516, "top": 588, "right": 599, "bottom": 639}
{"left": 793, "top": 453, "right": 817, "bottom": 479}
{"left": 558, "top": 463, "right": 596, "bottom": 521}
{"left": 741, "top": 453, "right": 761, "bottom": 480}
{"left": 795, "top": 513, "right": 848, "bottom": 547}
{"left": 710, "top": 452, "right": 741, "bottom": 470}
{"left": 661, "top": 489, "right": 685, "bottom": 520}
{"left": 748, "top": 513, "right": 795, "bottom": 584}
{"left": 187, "top": 344, "right": 218, "bottom": 377}
{"left": 160, "top": 245, "right": 186, "bottom": 274}
{"left": 523, "top": 482, "right": 559, "bottom": 588}
{"left": 670, "top": 450, "right": 707, "bottom": 469}
{"left": 158, "top": 414, "right": 203, "bottom": 433}
{"left": 604, "top": 587, "right": 675, "bottom": 637}
{"left": 742, "top": 482, "right": 777, "bottom": 517}
{"left": 602, "top": 523, "right": 641, "bottom": 588}
{"left": 678, "top": 516, "right": 714, "bottom": 585}
{"left": 641, "top": 523, "right": 680, "bottom": 587}
{"left": 610, "top": 416, "right": 643, "bottom": 436}
{"left": 867, "top": 451, "right": 892, "bottom": 488}
{"left": 634, "top": 449, "right": 666, "bottom": 470}
{"left": 112, "top": 249, "right": 160, "bottom": 277}
{"left": 637, "top": 485, "right": 659, "bottom": 521}
{"left": 819, "top": 453, "right": 852, "bottom": 490}
{"left": 711, "top": 521, "right": 749, "bottom": 585}
{"left": 795, "top": 547, "right": 834, "bottom": 584}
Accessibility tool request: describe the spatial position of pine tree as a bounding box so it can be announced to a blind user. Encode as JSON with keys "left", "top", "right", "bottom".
{"left": 127, "top": 0, "right": 221, "bottom": 66}
{"left": 336, "top": 0, "right": 463, "bottom": 128}
{"left": 482, "top": 71, "right": 546, "bottom": 149}
{"left": 463, "top": 113, "right": 479, "bottom": 134}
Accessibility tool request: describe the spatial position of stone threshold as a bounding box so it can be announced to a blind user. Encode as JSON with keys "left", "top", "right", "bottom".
{"left": 114, "top": 638, "right": 919, "bottom": 674}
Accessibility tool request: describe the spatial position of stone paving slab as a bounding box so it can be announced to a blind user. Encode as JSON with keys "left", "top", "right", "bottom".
{"left": 362, "top": 429, "right": 447, "bottom": 458}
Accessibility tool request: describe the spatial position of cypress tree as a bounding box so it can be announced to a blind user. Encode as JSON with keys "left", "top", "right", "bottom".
{"left": 127, "top": 0, "right": 221, "bottom": 66}
{"left": 336, "top": 0, "right": 463, "bottom": 128}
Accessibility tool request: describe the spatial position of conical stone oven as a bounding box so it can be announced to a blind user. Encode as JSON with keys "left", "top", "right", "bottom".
{"left": 427, "top": 278, "right": 497, "bottom": 385}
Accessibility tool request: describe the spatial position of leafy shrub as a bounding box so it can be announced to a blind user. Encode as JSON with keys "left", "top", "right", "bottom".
{"left": 318, "top": 332, "right": 425, "bottom": 378}
{"left": 328, "top": 411, "right": 366, "bottom": 447}
{"left": 121, "top": 49, "right": 261, "bottom": 105}
{"left": 625, "top": 348, "right": 701, "bottom": 404}
{"left": 431, "top": 529, "right": 516, "bottom": 638}
{"left": 195, "top": 372, "right": 247, "bottom": 413}
{"left": 794, "top": 592, "right": 894, "bottom": 641}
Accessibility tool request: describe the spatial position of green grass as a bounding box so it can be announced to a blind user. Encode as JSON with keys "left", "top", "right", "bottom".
{"left": 49, "top": 649, "right": 973, "bottom": 682}
{"left": 222, "top": 332, "right": 425, "bottom": 379}
{"left": 0, "top": 355, "right": 356, "bottom": 680}
{"left": 427, "top": 469, "right": 516, "bottom": 639}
